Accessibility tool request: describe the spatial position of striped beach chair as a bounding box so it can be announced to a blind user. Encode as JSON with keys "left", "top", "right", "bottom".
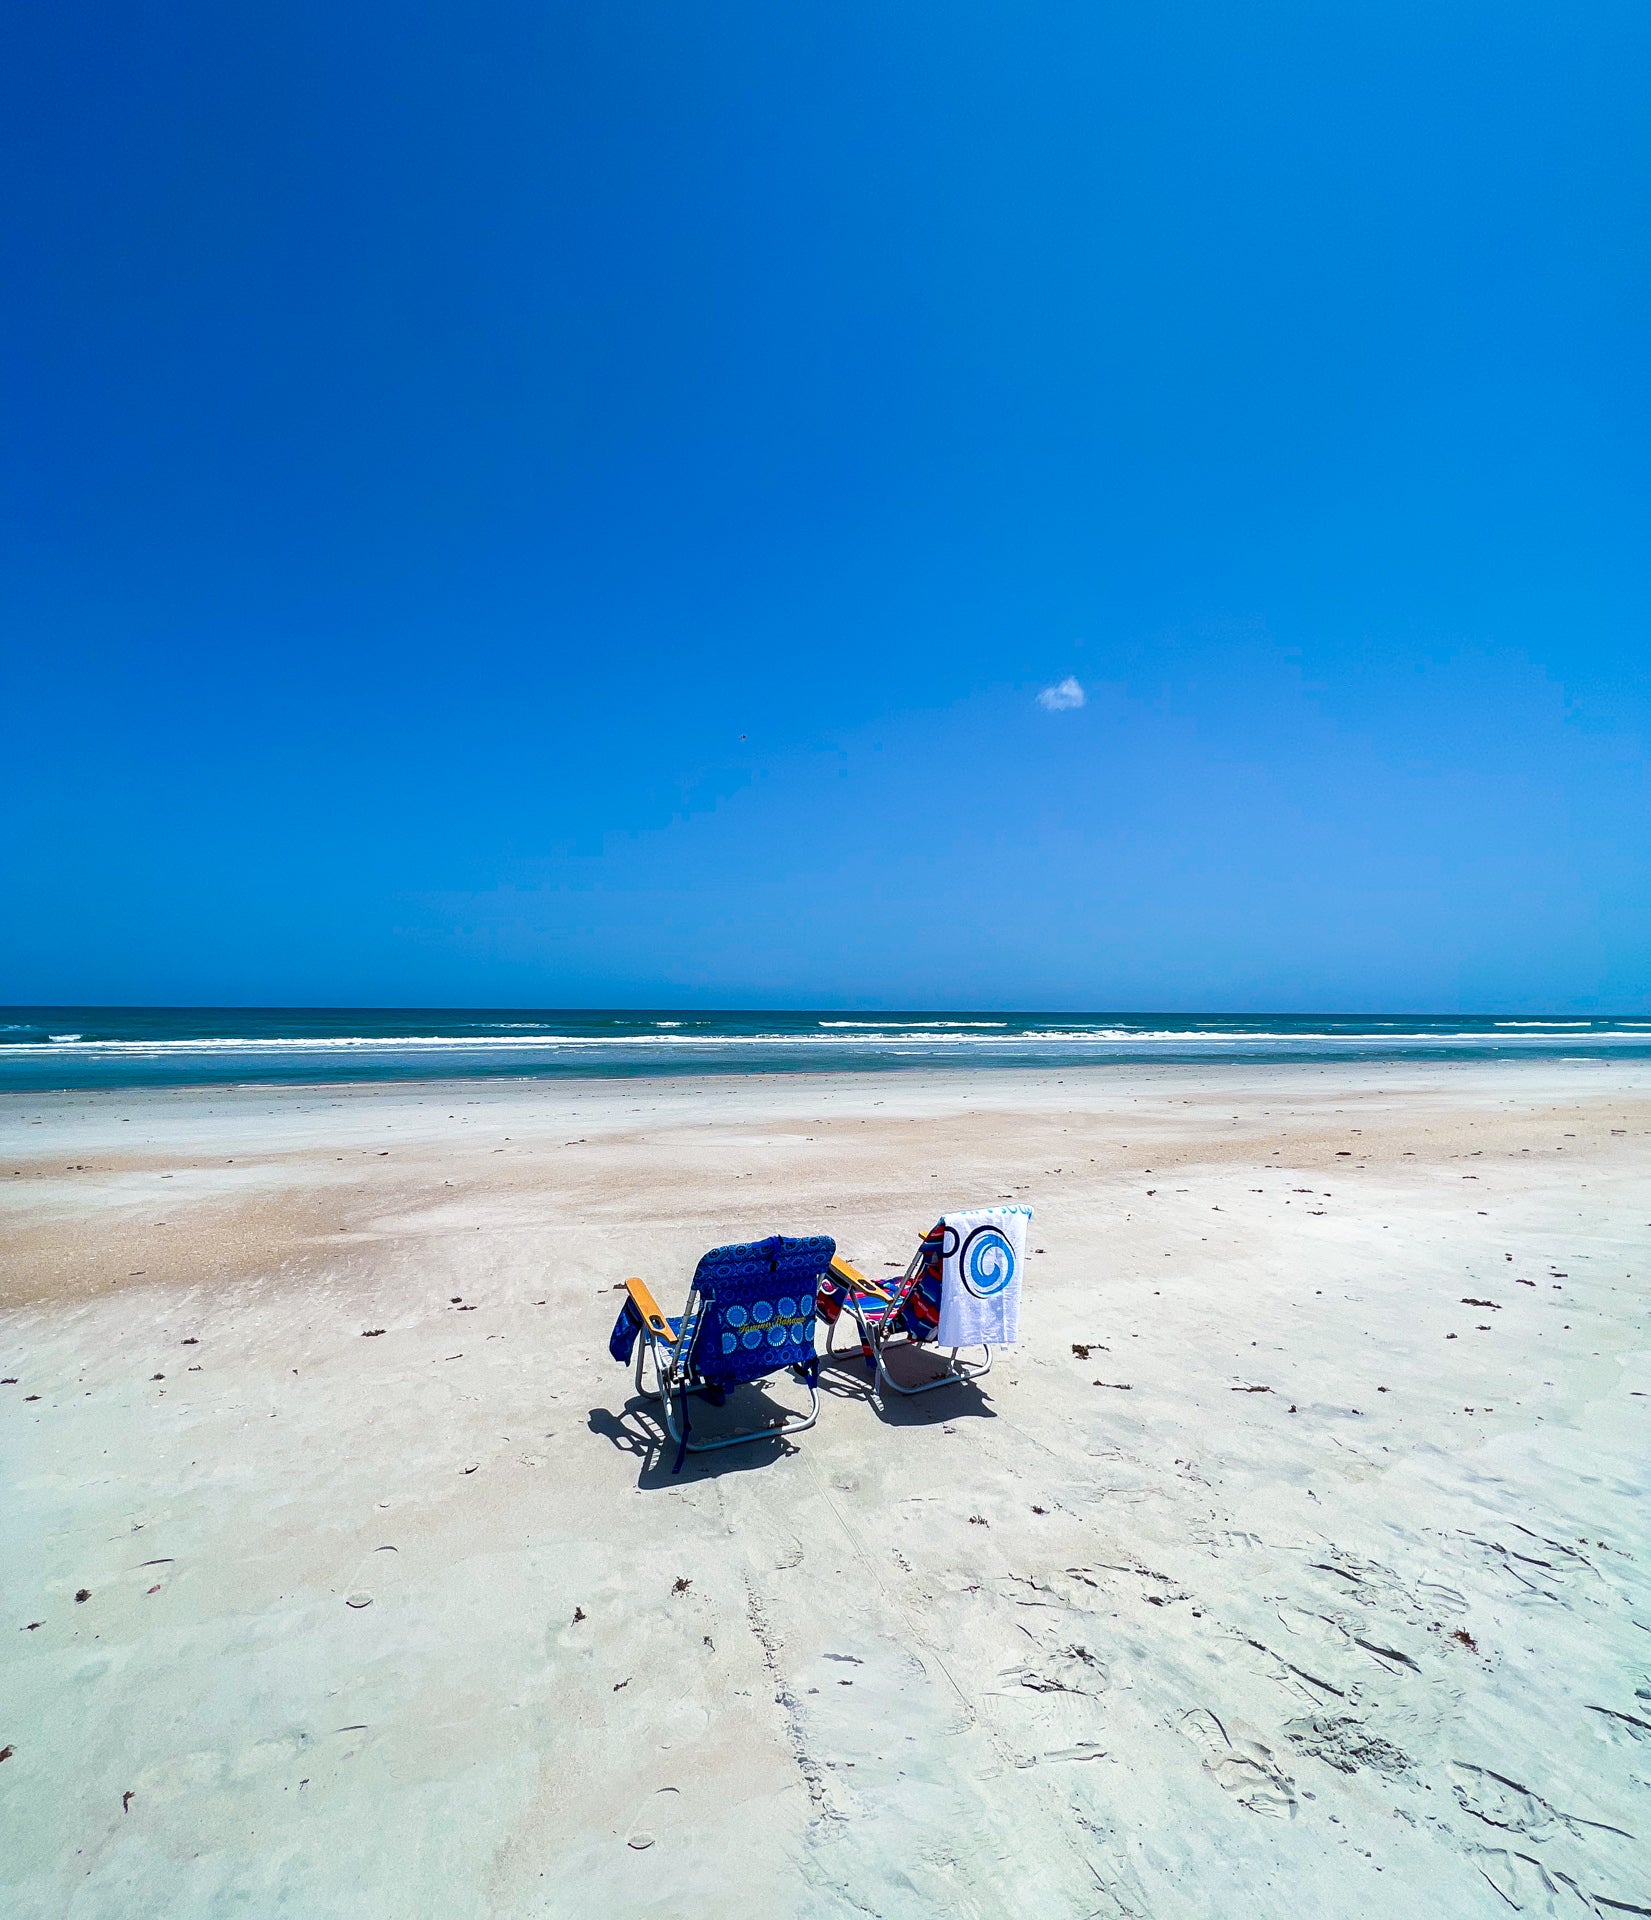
{"left": 818, "top": 1224, "right": 994, "bottom": 1397}
{"left": 607, "top": 1234, "right": 834, "bottom": 1471}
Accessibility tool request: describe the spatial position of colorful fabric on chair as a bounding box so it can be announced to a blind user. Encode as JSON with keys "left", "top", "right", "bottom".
{"left": 820, "top": 1233, "right": 944, "bottom": 1347}
{"left": 815, "top": 1273, "right": 846, "bottom": 1326}
{"left": 829, "top": 1212, "right": 1024, "bottom": 1401}
{"left": 900, "top": 1229, "right": 945, "bottom": 1342}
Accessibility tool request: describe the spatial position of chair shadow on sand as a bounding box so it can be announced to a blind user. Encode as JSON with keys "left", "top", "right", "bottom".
{"left": 589, "top": 1344, "right": 996, "bottom": 1488}
{"left": 817, "top": 1346, "right": 999, "bottom": 1427}
{"left": 586, "top": 1382, "right": 810, "bottom": 1488}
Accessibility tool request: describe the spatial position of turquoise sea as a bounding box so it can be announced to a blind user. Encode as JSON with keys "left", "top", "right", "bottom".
{"left": 1, "top": 1008, "right": 1647, "bottom": 1090}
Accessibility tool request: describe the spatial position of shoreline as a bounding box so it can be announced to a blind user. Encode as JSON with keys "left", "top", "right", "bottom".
{"left": 4, "top": 1010, "right": 1649, "bottom": 1097}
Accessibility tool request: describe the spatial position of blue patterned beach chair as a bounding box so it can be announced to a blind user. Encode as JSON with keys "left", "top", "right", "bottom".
{"left": 607, "top": 1234, "right": 834, "bottom": 1471}
{"left": 818, "top": 1223, "right": 994, "bottom": 1397}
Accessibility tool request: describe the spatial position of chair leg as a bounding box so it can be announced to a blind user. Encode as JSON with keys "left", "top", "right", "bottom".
{"left": 836, "top": 1302, "right": 878, "bottom": 1381}
{"left": 669, "top": 1370, "right": 820, "bottom": 1455}
{"left": 836, "top": 1295, "right": 988, "bottom": 1398}
{"left": 635, "top": 1335, "right": 668, "bottom": 1402}
{"left": 826, "top": 1313, "right": 869, "bottom": 1363}
{"left": 874, "top": 1339, "right": 992, "bottom": 1396}
{"left": 684, "top": 1374, "right": 820, "bottom": 1451}
{"left": 669, "top": 1383, "right": 691, "bottom": 1474}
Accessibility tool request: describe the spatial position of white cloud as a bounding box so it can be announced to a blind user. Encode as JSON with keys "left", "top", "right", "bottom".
{"left": 1037, "top": 675, "right": 1085, "bottom": 711}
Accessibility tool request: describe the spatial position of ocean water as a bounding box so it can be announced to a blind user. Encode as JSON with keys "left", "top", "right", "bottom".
{"left": 1, "top": 1008, "right": 1648, "bottom": 1090}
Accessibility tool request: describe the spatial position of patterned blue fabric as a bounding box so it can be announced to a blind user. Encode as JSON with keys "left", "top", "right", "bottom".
{"left": 609, "top": 1301, "right": 641, "bottom": 1364}
{"left": 608, "top": 1304, "right": 685, "bottom": 1364}
{"left": 603, "top": 1236, "right": 831, "bottom": 1472}
{"left": 688, "top": 1234, "right": 833, "bottom": 1386}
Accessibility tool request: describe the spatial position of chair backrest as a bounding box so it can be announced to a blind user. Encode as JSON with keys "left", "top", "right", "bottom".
{"left": 886, "top": 1223, "right": 944, "bottom": 1339}
{"left": 687, "top": 1234, "right": 834, "bottom": 1385}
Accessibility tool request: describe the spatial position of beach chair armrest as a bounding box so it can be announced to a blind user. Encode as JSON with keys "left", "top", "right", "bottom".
{"left": 829, "top": 1255, "right": 892, "bottom": 1302}
{"left": 625, "top": 1277, "right": 677, "bottom": 1343}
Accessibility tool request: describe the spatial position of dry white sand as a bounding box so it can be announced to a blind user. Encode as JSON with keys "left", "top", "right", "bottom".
{"left": 2, "top": 1060, "right": 1648, "bottom": 1918}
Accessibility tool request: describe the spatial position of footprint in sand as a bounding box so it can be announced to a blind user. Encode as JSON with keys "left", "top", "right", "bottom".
{"left": 623, "top": 1785, "right": 683, "bottom": 1852}
{"left": 1000, "top": 1643, "right": 1110, "bottom": 1699}
{"left": 655, "top": 1701, "right": 711, "bottom": 1753}
{"left": 343, "top": 1544, "right": 402, "bottom": 1609}
{"left": 134, "top": 1557, "right": 177, "bottom": 1596}
{"left": 1416, "top": 1578, "right": 1469, "bottom": 1617}
{"left": 1468, "top": 1845, "right": 1597, "bottom": 1916}
{"left": 1284, "top": 1714, "right": 1410, "bottom": 1778}
{"left": 992, "top": 1642, "right": 1111, "bottom": 1769}
{"left": 715, "top": 1487, "right": 806, "bottom": 1574}
{"left": 739, "top": 1523, "right": 805, "bottom": 1574}
{"left": 1586, "top": 1703, "right": 1651, "bottom": 1748}
{"left": 1448, "top": 1762, "right": 1562, "bottom": 1839}
{"left": 129, "top": 1727, "right": 314, "bottom": 1805}
{"left": 1446, "top": 1761, "right": 1632, "bottom": 1846}
{"left": 1312, "top": 1552, "right": 1461, "bottom": 1625}
{"left": 1180, "top": 1708, "right": 1298, "bottom": 1818}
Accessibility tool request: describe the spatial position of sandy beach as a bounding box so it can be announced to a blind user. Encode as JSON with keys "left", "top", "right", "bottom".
{"left": 2, "top": 1059, "right": 1647, "bottom": 1918}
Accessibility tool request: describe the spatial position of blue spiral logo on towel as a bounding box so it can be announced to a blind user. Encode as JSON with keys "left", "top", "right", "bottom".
{"left": 959, "top": 1225, "right": 1015, "bottom": 1298}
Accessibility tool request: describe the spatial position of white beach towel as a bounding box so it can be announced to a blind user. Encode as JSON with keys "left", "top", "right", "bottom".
{"left": 936, "top": 1206, "right": 1030, "bottom": 1348}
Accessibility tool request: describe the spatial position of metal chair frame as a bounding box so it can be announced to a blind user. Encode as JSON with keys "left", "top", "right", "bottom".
{"left": 625, "top": 1270, "right": 822, "bottom": 1461}
{"left": 826, "top": 1238, "right": 992, "bottom": 1397}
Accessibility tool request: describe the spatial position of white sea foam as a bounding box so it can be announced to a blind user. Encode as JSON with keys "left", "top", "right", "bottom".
{"left": 3, "top": 1024, "right": 1648, "bottom": 1061}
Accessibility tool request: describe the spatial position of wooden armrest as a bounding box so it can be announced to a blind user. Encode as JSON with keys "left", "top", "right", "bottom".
{"left": 625, "top": 1277, "right": 676, "bottom": 1343}
{"left": 829, "top": 1255, "right": 892, "bottom": 1301}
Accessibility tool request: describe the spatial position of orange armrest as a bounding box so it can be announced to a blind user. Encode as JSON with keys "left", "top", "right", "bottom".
{"left": 625, "top": 1277, "right": 676, "bottom": 1343}
{"left": 829, "top": 1255, "right": 892, "bottom": 1302}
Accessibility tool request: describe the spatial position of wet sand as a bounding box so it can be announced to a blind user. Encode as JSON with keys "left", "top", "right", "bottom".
{"left": 2, "top": 1060, "right": 1647, "bottom": 1917}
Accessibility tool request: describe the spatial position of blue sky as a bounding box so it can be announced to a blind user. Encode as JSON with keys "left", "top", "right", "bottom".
{"left": 4, "top": 2, "right": 1647, "bottom": 1011}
